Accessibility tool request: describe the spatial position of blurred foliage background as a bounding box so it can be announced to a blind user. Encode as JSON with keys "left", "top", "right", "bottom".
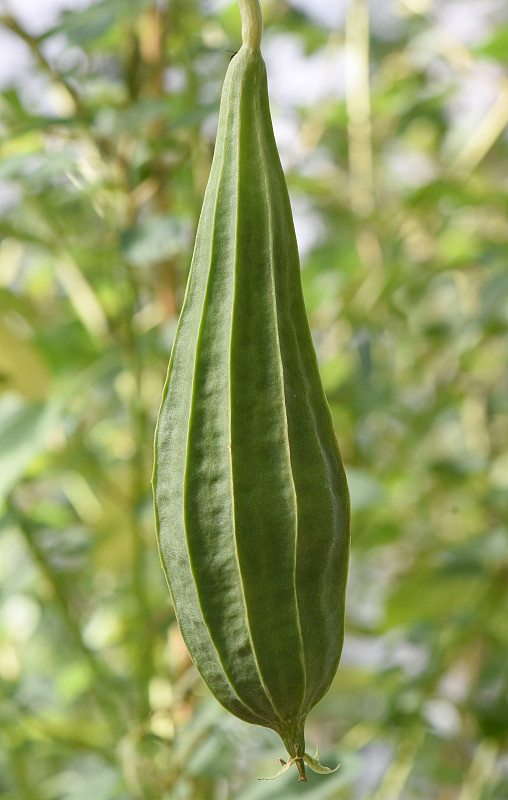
{"left": 0, "top": 0, "right": 507, "bottom": 798}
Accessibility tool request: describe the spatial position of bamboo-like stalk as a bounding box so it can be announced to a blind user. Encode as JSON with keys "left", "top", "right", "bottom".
{"left": 451, "top": 80, "right": 508, "bottom": 175}
{"left": 7, "top": 500, "right": 125, "bottom": 732}
{"left": 0, "top": 13, "right": 83, "bottom": 114}
{"left": 345, "top": 0, "right": 374, "bottom": 217}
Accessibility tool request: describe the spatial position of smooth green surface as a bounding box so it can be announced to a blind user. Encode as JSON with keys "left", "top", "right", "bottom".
{"left": 154, "top": 46, "right": 350, "bottom": 764}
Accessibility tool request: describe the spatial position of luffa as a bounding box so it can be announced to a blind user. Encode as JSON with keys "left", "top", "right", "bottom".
{"left": 153, "top": 0, "right": 350, "bottom": 781}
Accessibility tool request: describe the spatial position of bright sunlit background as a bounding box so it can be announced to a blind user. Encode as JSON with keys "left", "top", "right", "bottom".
{"left": 1, "top": 0, "right": 507, "bottom": 798}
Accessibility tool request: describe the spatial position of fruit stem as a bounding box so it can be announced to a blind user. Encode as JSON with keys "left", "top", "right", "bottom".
{"left": 237, "top": 0, "right": 263, "bottom": 51}
{"left": 279, "top": 722, "right": 308, "bottom": 782}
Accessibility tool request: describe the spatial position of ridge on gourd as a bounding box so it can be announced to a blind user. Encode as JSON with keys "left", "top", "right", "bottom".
{"left": 153, "top": 0, "right": 350, "bottom": 782}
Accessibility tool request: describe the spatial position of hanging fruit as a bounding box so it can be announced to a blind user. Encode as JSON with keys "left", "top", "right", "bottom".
{"left": 153, "top": 0, "right": 350, "bottom": 781}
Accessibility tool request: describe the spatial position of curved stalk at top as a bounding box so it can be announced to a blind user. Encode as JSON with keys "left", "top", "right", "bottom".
{"left": 237, "top": 0, "right": 263, "bottom": 51}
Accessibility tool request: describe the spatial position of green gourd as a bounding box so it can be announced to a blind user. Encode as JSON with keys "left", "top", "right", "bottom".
{"left": 153, "top": 0, "right": 350, "bottom": 782}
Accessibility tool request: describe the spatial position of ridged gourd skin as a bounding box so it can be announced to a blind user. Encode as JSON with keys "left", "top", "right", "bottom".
{"left": 153, "top": 40, "right": 350, "bottom": 781}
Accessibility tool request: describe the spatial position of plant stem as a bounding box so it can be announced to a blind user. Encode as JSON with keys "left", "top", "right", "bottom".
{"left": 345, "top": 0, "right": 374, "bottom": 216}
{"left": 0, "top": 13, "right": 84, "bottom": 115}
{"left": 7, "top": 500, "right": 125, "bottom": 733}
{"left": 237, "top": 0, "right": 263, "bottom": 51}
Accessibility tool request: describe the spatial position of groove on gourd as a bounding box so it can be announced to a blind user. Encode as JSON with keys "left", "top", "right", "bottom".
{"left": 153, "top": 0, "right": 350, "bottom": 781}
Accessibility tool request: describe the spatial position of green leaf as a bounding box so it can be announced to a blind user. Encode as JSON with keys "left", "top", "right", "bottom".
{"left": 120, "top": 216, "right": 188, "bottom": 267}
{"left": 475, "top": 26, "right": 508, "bottom": 63}
{"left": 0, "top": 396, "right": 61, "bottom": 502}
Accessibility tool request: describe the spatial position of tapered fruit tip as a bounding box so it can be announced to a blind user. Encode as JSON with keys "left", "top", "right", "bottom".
{"left": 292, "top": 740, "right": 307, "bottom": 782}
{"left": 296, "top": 760, "right": 308, "bottom": 782}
